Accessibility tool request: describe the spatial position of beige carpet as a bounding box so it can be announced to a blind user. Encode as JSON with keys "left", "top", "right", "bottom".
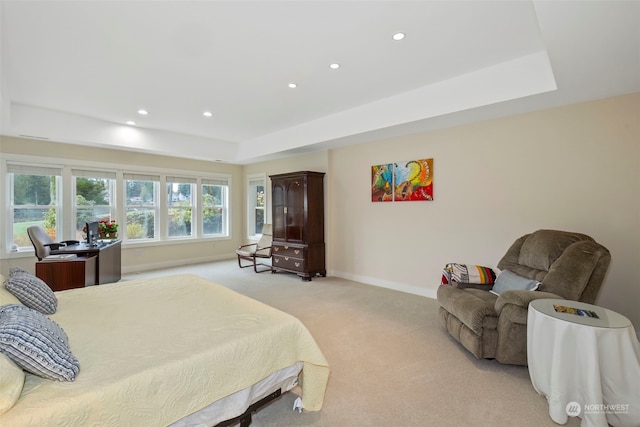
{"left": 123, "top": 260, "right": 580, "bottom": 427}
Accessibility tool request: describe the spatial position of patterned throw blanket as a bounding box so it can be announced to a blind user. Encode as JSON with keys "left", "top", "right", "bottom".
{"left": 441, "top": 263, "right": 497, "bottom": 285}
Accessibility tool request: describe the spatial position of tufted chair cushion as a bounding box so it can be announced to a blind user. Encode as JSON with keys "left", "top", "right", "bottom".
{"left": 517, "top": 229, "right": 593, "bottom": 271}
{"left": 498, "top": 230, "right": 610, "bottom": 303}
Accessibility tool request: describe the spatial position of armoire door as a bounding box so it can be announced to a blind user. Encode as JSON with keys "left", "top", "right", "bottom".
{"left": 285, "top": 179, "right": 304, "bottom": 242}
{"left": 272, "top": 182, "right": 286, "bottom": 240}
{"left": 270, "top": 171, "right": 325, "bottom": 281}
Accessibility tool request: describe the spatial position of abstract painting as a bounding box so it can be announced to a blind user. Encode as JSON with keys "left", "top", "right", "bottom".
{"left": 371, "top": 163, "right": 394, "bottom": 202}
{"left": 371, "top": 158, "right": 433, "bottom": 202}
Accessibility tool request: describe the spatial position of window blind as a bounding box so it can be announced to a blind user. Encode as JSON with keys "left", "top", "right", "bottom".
{"left": 7, "top": 164, "right": 62, "bottom": 176}
{"left": 72, "top": 169, "right": 117, "bottom": 179}
{"left": 166, "top": 176, "right": 197, "bottom": 184}
{"left": 123, "top": 173, "right": 160, "bottom": 182}
{"left": 202, "top": 178, "right": 229, "bottom": 186}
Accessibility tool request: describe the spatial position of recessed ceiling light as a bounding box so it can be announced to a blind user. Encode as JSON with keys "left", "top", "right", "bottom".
{"left": 330, "top": 63, "right": 340, "bottom": 69}
{"left": 392, "top": 32, "right": 405, "bottom": 41}
{"left": 203, "top": 111, "right": 213, "bottom": 117}
{"left": 126, "top": 120, "right": 136, "bottom": 125}
{"left": 288, "top": 83, "right": 297, "bottom": 88}
{"left": 137, "top": 109, "right": 148, "bottom": 115}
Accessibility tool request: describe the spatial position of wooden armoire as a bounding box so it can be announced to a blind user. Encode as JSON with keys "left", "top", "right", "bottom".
{"left": 269, "top": 171, "right": 325, "bottom": 281}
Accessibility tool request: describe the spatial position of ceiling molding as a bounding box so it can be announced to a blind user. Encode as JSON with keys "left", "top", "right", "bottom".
{"left": 1, "top": 1, "right": 638, "bottom": 164}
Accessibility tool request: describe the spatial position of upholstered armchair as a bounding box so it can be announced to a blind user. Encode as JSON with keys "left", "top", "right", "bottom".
{"left": 437, "top": 229, "right": 611, "bottom": 366}
{"left": 235, "top": 224, "right": 273, "bottom": 273}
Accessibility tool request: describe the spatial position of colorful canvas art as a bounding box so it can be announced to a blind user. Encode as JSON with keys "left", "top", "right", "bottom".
{"left": 371, "top": 163, "right": 394, "bottom": 202}
{"left": 371, "top": 158, "right": 433, "bottom": 202}
{"left": 393, "top": 158, "right": 433, "bottom": 201}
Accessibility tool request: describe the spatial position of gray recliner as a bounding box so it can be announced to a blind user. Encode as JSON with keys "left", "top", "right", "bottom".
{"left": 437, "top": 229, "right": 611, "bottom": 366}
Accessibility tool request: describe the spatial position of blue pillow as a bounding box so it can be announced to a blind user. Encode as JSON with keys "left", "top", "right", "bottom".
{"left": 4, "top": 269, "right": 57, "bottom": 314}
{"left": 0, "top": 304, "right": 79, "bottom": 381}
{"left": 490, "top": 270, "right": 541, "bottom": 296}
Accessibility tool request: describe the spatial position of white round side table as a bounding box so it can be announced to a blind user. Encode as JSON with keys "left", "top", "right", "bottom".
{"left": 527, "top": 298, "right": 640, "bottom": 427}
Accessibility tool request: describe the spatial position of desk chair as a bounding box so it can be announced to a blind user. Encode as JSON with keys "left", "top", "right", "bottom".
{"left": 27, "top": 225, "right": 78, "bottom": 261}
{"left": 236, "top": 224, "right": 273, "bottom": 273}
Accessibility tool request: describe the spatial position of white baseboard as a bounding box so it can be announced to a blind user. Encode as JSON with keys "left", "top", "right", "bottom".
{"left": 329, "top": 269, "right": 438, "bottom": 300}
{"left": 121, "top": 254, "right": 235, "bottom": 275}
{"left": 329, "top": 272, "right": 640, "bottom": 342}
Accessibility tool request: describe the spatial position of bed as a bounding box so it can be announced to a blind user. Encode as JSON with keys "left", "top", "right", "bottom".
{"left": 0, "top": 273, "right": 330, "bottom": 426}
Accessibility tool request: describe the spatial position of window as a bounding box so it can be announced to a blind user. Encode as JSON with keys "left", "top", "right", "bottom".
{"left": 3, "top": 157, "right": 232, "bottom": 253}
{"left": 202, "top": 178, "right": 229, "bottom": 236}
{"left": 247, "top": 174, "right": 266, "bottom": 237}
{"left": 167, "top": 176, "right": 195, "bottom": 238}
{"left": 73, "top": 170, "right": 116, "bottom": 241}
{"left": 124, "top": 173, "right": 159, "bottom": 241}
{"left": 8, "top": 164, "right": 62, "bottom": 249}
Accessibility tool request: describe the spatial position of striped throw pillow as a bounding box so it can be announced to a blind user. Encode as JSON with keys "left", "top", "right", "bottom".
{"left": 4, "top": 270, "right": 57, "bottom": 314}
{"left": 0, "top": 304, "right": 79, "bottom": 381}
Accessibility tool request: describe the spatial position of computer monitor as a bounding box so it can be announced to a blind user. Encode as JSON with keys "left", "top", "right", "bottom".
{"left": 86, "top": 221, "right": 99, "bottom": 246}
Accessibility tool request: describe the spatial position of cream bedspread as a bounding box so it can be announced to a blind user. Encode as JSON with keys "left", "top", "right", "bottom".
{"left": 1, "top": 274, "right": 329, "bottom": 426}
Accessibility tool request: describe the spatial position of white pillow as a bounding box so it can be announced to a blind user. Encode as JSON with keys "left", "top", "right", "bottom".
{"left": 490, "top": 270, "right": 540, "bottom": 296}
{"left": 0, "top": 352, "right": 25, "bottom": 415}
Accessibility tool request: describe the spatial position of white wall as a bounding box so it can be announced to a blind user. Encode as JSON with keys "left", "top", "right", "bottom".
{"left": 2, "top": 93, "right": 638, "bottom": 333}
{"left": 327, "top": 93, "right": 640, "bottom": 332}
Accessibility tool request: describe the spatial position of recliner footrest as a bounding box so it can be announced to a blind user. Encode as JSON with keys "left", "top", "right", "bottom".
{"left": 437, "top": 285, "right": 498, "bottom": 334}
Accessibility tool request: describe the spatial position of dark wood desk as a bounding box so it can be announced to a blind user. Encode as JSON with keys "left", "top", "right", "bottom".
{"left": 51, "top": 240, "right": 122, "bottom": 285}
{"left": 36, "top": 257, "right": 96, "bottom": 291}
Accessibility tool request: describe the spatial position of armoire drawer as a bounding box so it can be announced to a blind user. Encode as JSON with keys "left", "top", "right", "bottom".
{"left": 272, "top": 255, "right": 305, "bottom": 272}
{"left": 272, "top": 244, "right": 305, "bottom": 257}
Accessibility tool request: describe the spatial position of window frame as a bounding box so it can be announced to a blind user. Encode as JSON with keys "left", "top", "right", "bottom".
{"left": 166, "top": 176, "right": 196, "bottom": 239}
{"left": 7, "top": 163, "right": 63, "bottom": 249}
{"left": 72, "top": 169, "right": 117, "bottom": 241}
{"left": 246, "top": 173, "right": 267, "bottom": 239}
{"left": 123, "top": 173, "right": 161, "bottom": 242}
{"left": 201, "top": 178, "right": 229, "bottom": 238}
{"left": 2, "top": 154, "right": 233, "bottom": 257}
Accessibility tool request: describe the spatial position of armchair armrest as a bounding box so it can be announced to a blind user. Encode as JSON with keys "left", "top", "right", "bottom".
{"left": 237, "top": 243, "right": 258, "bottom": 250}
{"left": 254, "top": 245, "right": 272, "bottom": 257}
{"left": 44, "top": 243, "right": 65, "bottom": 250}
{"left": 493, "top": 290, "right": 563, "bottom": 326}
{"left": 495, "top": 290, "right": 563, "bottom": 315}
{"left": 449, "top": 281, "right": 494, "bottom": 291}
{"left": 236, "top": 243, "right": 259, "bottom": 257}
